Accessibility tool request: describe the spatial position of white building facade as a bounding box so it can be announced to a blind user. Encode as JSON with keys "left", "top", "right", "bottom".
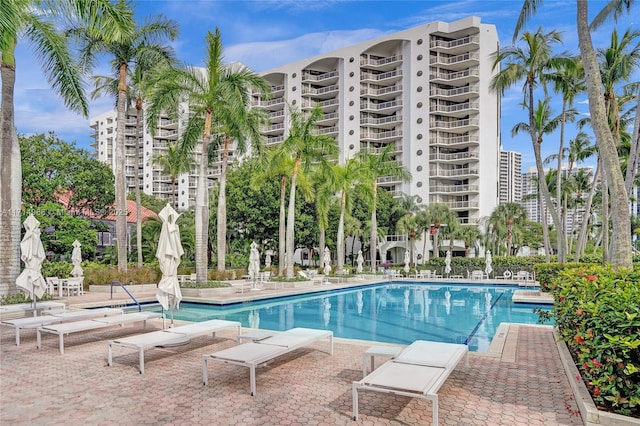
{"left": 499, "top": 150, "right": 522, "bottom": 203}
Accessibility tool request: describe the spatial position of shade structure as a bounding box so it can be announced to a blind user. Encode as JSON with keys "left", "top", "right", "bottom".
{"left": 16, "top": 214, "right": 47, "bottom": 309}
{"left": 323, "top": 247, "right": 331, "bottom": 275}
{"left": 444, "top": 251, "right": 452, "bottom": 275}
{"left": 485, "top": 250, "right": 493, "bottom": 277}
{"left": 356, "top": 250, "right": 364, "bottom": 274}
{"left": 248, "top": 241, "right": 260, "bottom": 289}
{"left": 403, "top": 250, "right": 410, "bottom": 274}
{"left": 70, "top": 240, "right": 83, "bottom": 277}
{"left": 156, "top": 204, "right": 184, "bottom": 325}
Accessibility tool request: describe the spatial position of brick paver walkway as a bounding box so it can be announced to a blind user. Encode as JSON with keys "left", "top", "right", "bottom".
{"left": 0, "top": 291, "right": 582, "bottom": 425}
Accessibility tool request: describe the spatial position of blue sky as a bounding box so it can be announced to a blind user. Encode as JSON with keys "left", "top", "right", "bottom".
{"left": 13, "top": 0, "right": 637, "bottom": 171}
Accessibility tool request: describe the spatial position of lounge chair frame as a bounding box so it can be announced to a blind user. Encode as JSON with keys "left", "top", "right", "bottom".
{"left": 107, "top": 319, "right": 241, "bottom": 374}
{"left": 202, "top": 327, "right": 333, "bottom": 396}
{"left": 36, "top": 312, "right": 163, "bottom": 354}
{"left": 352, "top": 340, "right": 468, "bottom": 425}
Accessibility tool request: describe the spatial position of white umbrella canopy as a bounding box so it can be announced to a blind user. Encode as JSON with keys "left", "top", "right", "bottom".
{"left": 444, "top": 250, "right": 452, "bottom": 275}
{"left": 16, "top": 214, "right": 47, "bottom": 308}
{"left": 485, "top": 250, "right": 493, "bottom": 277}
{"left": 323, "top": 247, "right": 331, "bottom": 275}
{"left": 156, "top": 204, "right": 184, "bottom": 325}
{"left": 248, "top": 241, "right": 260, "bottom": 288}
{"left": 71, "top": 240, "right": 84, "bottom": 277}
{"left": 356, "top": 250, "right": 364, "bottom": 274}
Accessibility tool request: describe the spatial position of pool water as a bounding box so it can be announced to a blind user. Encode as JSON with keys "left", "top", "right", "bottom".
{"left": 162, "top": 283, "right": 551, "bottom": 352}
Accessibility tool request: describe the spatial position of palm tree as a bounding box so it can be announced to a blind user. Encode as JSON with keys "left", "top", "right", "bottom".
{"left": 492, "top": 27, "right": 569, "bottom": 263}
{"left": 396, "top": 194, "right": 421, "bottom": 269}
{"left": 87, "top": 15, "right": 178, "bottom": 268}
{"left": 490, "top": 203, "right": 530, "bottom": 256}
{"left": 457, "top": 225, "right": 481, "bottom": 257}
{"left": 153, "top": 142, "right": 193, "bottom": 207}
{"left": 515, "top": 0, "right": 635, "bottom": 268}
{"left": 418, "top": 203, "right": 457, "bottom": 259}
{"left": 276, "top": 105, "right": 338, "bottom": 278}
{"left": 0, "top": 1, "right": 132, "bottom": 293}
{"left": 146, "top": 29, "right": 270, "bottom": 283}
{"left": 311, "top": 163, "right": 336, "bottom": 273}
{"left": 332, "top": 158, "right": 365, "bottom": 273}
{"left": 357, "top": 144, "right": 411, "bottom": 272}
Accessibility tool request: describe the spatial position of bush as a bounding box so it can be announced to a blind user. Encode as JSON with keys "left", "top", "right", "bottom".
{"left": 545, "top": 265, "right": 639, "bottom": 417}
{"left": 82, "top": 262, "right": 160, "bottom": 285}
{"left": 180, "top": 281, "right": 230, "bottom": 288}
{"left": 0, "top": 292, "right": 55, "bottom": 305}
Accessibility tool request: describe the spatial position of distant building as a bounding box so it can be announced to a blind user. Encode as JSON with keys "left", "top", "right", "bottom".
{"left": 498, "top": 150, "right": 522, "bottom": 203}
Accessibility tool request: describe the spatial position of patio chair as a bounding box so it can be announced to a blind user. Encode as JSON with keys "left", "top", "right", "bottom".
{"left": 1, "top": 307, "right": 122, "bottom": 345}
{"left": 202, "top": 327, "right": 333, "bottom": 396}
{"left": 36, "top": 311, "right": 163, "bottom": 354}
{"left": 352, "top": 340, "right": 468, "bottom": 425}
{"left": 107, "top": 319, "right": 241, "bottom": 374}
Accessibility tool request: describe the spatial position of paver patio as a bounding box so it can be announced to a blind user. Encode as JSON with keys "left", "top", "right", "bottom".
{"left": 0, "top": 289, "right": 583, "bottom": 425}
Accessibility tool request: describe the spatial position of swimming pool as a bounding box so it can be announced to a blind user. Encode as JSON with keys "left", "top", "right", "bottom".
{"left": 157, "top": 283, "right": 551, "bottom": 352}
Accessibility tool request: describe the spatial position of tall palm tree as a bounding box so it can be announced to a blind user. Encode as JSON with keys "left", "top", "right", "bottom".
{"left": 0, "top": 1, "right": 132, "bottom": 293}
{"left": 418, "top": 203, "right": 457, "bottom": 259}
{"left": 72, "top": 11, "right": 178, "bottom": 272}
{"left": 396, "top": 194, "right": 421, "bottom": 268}
{"left": 489, "top": 203, "right": 529, "bottom": 256}
{"left": 276, "top": 105, "right": 338, "bottom": 278}
{"left": 153, "top": 142, "right": 193, "bottom": 207}
{"left": 87, "top": 16, "right": 178, "bottom": 268}
{"left": 311, "top": 163, "right": 336, "bottom": 273}
{"left": 492, "top": 27, "right": 568, "bottom": 262}
{"left": 357, "top": 144, "right": 411, "bottom": 272}
{"left": 146, "top": 29, "right": 269, "bottom": 283}
{"left": 515, "top": 0, "right": 635, "bottom": 268}
{"left": 333, "top": 158, "right": 365, "bottom": 272}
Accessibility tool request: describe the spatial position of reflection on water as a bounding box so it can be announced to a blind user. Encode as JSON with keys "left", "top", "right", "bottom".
{"left": 172, "top": 283, "right": 551, "bottom": 352}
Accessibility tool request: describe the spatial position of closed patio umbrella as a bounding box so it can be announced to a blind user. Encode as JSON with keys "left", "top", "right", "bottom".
{"left": 70, "top": 240, "right": 83, "bottom": 278}
{"left": 16, "top": 214, "right": 47, "bottom": 313}
{"left": 485, "top": 250, "right": 493, "bottom": 278}
{"left": 156, "top": 203, "right": 184, "bottom": 326}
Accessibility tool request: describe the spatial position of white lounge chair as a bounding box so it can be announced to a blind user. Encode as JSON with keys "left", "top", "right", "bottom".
{"left": 107, "top": 319, "right": 241, "bottom": 374}
{"left": 1, "top": 307, "right": 123, "bottom": 345}
{"left": 202, "top": 327, "right": 333, "bottom": 396}
{"left": 36, "top": 311, "right": 163, "bottom": 354}
{"left": 0, "top": 300, "right": 66, "bottom": 316}
{"left": 352, "top": 340, "right": 468, "bottom": 425}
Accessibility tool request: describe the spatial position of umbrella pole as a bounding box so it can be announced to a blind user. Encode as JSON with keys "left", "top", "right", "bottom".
{"left": 170, "top": 295, "right": 175, "bottom": 327}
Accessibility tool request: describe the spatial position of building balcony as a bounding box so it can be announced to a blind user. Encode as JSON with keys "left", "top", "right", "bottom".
{"left": 430, "top": 67, "right": 479, "bottom": 86}
{"left": 429, "top": 101, "right": 479, "bottom": 117}
{"left": 301, "top": 70, "right": 339, "bottom": 85}
{"left": 360, "top": 69, "right": 403, "bottom": 84}
{"left": 429, "top": 184, "right": 479, "bottom": 194}
{"left": 301, "top": 84, "right": 339, "bottom": 99}
{"left": 312, "top": 126, "right": 338, "bottom": 136}
{"left": 360, "top": 84, "right": 403, "bottom": 100}
{"left": 360, "top": 114, "right": 402, "bottom": 128}
{"left": 360, "top": 99, "right": 402, "bottom": 113}
{"left": 429, "top": 35, "right": 480, "bottom": 55}
{"left": 268, "top": 110, "right": 285, "bottom": 122}
{"left": 429, "top": 167, "right": 479, "bottom": 178}
{"left": 429, "top": 151, "right": 479, "bottom": 162}
{"left": 429, "top": 85, "right": 478, "bottom": 102}
{"left": 429, "top": 134, "right": 479, "bottom": 148}
{"left": 360, "top": 54, "right": 403, "bottom": 71}
{"left": 158, "top": 118, "right": 178, "bottom": 129}
{"left": 360, "top": 129, "right": 403, "bottom": 142}
{"left": 439, "top": 200, "right": 480, "bottom": 210}
{"left": 270, "top": 84, "right": 285, "bottom": 96}
{"left": 429, "top": 52, "right": 480, "bottom": 71}
{"left": 316, "top": 112, "right": 339, "bottom": 126}
{"left": 430, "top": 118, "right": 479, "bottom": 133}
{"left": 301, "top": 98, "right": 339, "bottom": 112}
{"left": 266, "top": 135, "right": 285, "bottom": 146}
{"left": 252, "top": 97, "right": 285, "bottom": 110}
{"left": 260, "top": 123, "right": 285, "bottom": 135}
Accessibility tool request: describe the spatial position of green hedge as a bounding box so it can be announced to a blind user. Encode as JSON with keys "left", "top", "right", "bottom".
{"left": 543, "top": 265, "right": 639, "bottom": 417}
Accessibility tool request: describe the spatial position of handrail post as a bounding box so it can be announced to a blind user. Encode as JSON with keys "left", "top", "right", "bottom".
{"left": 109, "top": 280, "right": 142, "bottom": 312}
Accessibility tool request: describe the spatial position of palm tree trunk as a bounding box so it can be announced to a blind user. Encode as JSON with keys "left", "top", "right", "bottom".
{"left": 540, "top": 193, "right": 551, "bottom": 261}
{"left": 115, "top": 63, "right": 128, "bottom": 271}
{"left": 602, "top": 181, "right": 609, "bottom": 263}
{"left": 557, "top": 101, "right": 569, "bottom": 261}
{"left": 0, "top": 55, "right": 22, "bottom": 294}
{"left": 135, "top": 101, "right": 143, "bottom": 267}
{"left": 217, "top": 135, "right": 230, "bottom": 271}
{"left": 337, "top": 191, "right": 346, "bottom": 272}
{"left": 624, "top": 93, "right": 640, "bottom": 196}
{"left": 279, "top": 175, "right": 286, "bottom": 277}
{"left": 575, "top": 160, "right": 600, "bottom": 260}
{"left": 285, "top": 158, "right": 300, "bottom": 278}
{"left": 195, "top": 113, "right": 212, "bottom": 284}
{"left": 577, "top": 0, "right": 632, "bottom": 269}
{"left": 369, "top": 184, "right": 378, "bottom": 273}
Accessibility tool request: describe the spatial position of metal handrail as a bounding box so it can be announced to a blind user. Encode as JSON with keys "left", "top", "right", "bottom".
{"left": 110, "top": 280, "right": 142, "bottom": 312}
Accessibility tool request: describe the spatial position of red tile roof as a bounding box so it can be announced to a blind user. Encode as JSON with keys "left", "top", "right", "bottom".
{"left": 55, "top": 191, "right": 158, "bottom": 223}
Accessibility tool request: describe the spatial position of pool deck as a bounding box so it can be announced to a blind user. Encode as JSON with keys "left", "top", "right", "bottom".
{"left": 0, "top": 279, "right": 584, "bottom": 425}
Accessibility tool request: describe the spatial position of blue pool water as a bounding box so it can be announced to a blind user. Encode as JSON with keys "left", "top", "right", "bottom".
{"left": 161, "top": 283, "right": 551, "bottom": 352}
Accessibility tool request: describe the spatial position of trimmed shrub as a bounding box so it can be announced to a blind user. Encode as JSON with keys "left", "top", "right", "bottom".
{"left": 544, "top": 265, "right": 639, "bottom": 417}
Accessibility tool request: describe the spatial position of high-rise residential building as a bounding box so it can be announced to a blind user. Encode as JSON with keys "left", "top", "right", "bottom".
{"left": 498, "top": 150, "right": 522, "bottom": 203}
{"left": 90, "top": 16, "right": 501, "bottom": 259}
